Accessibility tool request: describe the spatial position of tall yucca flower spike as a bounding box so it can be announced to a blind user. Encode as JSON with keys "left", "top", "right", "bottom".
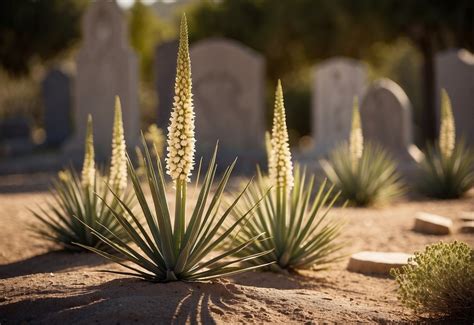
{"left": 349, "top": 97, "right": 363, "bottom": 170}
{"left": 269, "top": 80, "right": 293, "bottom": 190}
{"left": 166, "top": 13, "right": 195, "bottom": 183}
{"left": 109, "top": 96, "right": 128, "bottom": 192}
{"left": 81, "top": 114, "right": 95, "bottom": 188}
{"left": 439, "top": 88, "right": 455, "bottom": 159}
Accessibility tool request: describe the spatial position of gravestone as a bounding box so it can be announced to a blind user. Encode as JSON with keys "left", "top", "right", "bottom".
{"left": 155, "top": 40, "right": 178, "bottom": 130}
{"left": 190, "top": 38, "right": 265, "bottom": 170}
{"left": 66, "top": 0, "right": 139, "bottom": 160}
{"left": 312, "top": 58, "right": 367, "bottom": 156}
{"left": 435, "top": 49, "right": 474, "bottom": 147}
{"left": 360, "top": 79, "right": 420, "bottom": 162}
{"left": 42, "top": 68, "right": 72, "bottom": 147}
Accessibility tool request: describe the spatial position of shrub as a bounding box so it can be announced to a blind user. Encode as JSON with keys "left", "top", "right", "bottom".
{"left": 391, "top": 241, "right": 474, "bottom": 319}
{"left": 417, "top": 89, "right": 474, "bottom": 199}
{"left": 32, "top": 99, "right": 132, "bottom": 251}
{"left": 229, "top": 81, "right": 345, "bottom": 273}
{"left": 320, "top": 98, "right": 404, "bottom": 206}
{"left": 77, "top": 15, "right": 271, "bottom": 282}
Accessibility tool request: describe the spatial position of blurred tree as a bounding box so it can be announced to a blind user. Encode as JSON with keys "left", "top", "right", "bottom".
{"left": 0, "top": 0, "right": 87, "bottom": 76}
{"left": 374, "top": 0, "right": 474, "bottom": 141}
{"left": 187, "top": 0, "right": 474, "bottom": 143}
{"left": 129, "top": 0, "right": 172, "bottom": 85}
{"left": 128, "top": 0, "right": 173, "bottom": 125}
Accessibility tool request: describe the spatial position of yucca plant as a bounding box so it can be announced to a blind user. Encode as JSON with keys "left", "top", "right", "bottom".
{"left": 77, "top": 14, "right": 272, "bottom": 282}
{"left": 229, "top": 81, "right": 345, "bottom": 273}
{"left": 320, "top": 98, "right": 404, "bottom": 206}
{"left": 417, "top": 89, "right": 474, "bottom": 199}
{"left": 32, "top": 97, "right": 133, "bottom": 251}
{"left": 391, "top": 241, "right": 474, "bottom": 319}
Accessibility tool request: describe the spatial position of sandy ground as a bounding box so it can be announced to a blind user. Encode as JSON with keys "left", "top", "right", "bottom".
{"left": 0, "top": 175, "right": 473, "bottom": 324}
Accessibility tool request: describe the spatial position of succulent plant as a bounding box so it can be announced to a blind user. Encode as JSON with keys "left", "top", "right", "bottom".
{"left": 321, "top": 98, "right": 404, "bottom": 206}
{"left": 391, "top": 241, "right": 474, "bottom": 319}
{"left": 417, "top": 89, "right": 474, "bottom": 199}
{"left": 77, "top": 14, "right": 272, "bottom": 282}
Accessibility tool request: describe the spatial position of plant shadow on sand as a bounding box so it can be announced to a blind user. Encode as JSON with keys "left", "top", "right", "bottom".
{"left": 0, "top": 276, "right": 241, "bottom": 324}
{"left": 0, "top": 251, "right": 107, "bottom": 279}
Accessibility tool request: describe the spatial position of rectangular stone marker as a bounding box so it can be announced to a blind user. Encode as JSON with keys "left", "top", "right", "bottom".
{"left": 436, "top": 49, "right": 474, "bottom": 147}
{"left": 41, "top": 68, "right": 72, "bottom": 147}
{"left": 155, "top": 40, "right": 178, "bottom": 131}
{"left": 312, "top": 57, "right": 367, "bottom": 156}
{"left": 65, "top": 0, "right": 139, "bottom": 160}
{"left": 360, "top": 78, "right": 421, "bottom": 162}
{"left": 190, "top": 38, "right": 265, "bottom": 170}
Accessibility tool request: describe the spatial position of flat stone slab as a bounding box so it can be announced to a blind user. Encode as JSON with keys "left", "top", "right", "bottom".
{"left": 413, "top": 212, "right": 453, "bottom": 235}
{"left": 460, "top": 211, "right": 474, "bottom": 222}
{"left": 347, "top": 251, "right": 412, "bottom": 276}
{"left": 459, "top": 221, "right": 474, "bottom": 234}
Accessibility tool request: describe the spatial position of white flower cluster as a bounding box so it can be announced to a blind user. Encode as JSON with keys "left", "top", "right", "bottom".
{"left": 349, "top": 97, "right": 363, "bottom": 170}
{"left": 439, "top": 89, "right": 455, "bottom": 159}
{"left": 81, "top": 115, "right": 96, "bottom": 188}
{"left": 109, "top": 96, "right": 128, "bottom": 192}
{"left": 165, "top": 14, "right": 195, "bottom": 183}
{"left": 269, "top": 80, "right": 294, "bottom": 190}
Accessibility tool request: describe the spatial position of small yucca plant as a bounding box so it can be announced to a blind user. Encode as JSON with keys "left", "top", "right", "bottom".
{"left": 391, "top": 241, "right": 474, "bottom": 319}
{"left": 32, "top": 98, "right": 132, "bottom": 251}
{"left": 78, "top": 14, "right": 271, "bottom": 282}
{"left": 417, "top": 89, "right": 474, "bottom": 199}
{"left": 321, "top": 98, "right": 404, "bottom": 206}
{"left": 229, "top": 81, "right": 345, "bottom": 273}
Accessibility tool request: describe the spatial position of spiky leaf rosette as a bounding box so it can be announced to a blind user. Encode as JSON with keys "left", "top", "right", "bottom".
{"left": 31, "top": 170, "right": 133, "bottom": 251}
{"left": 418, "top": 141, "right": 474, "bottom": 199}
{"left": 77, "top": 15, "right": 272, "bottom": 282}
{"left": 166, "top": 14, "right": 195, "bottom": 184}
{"left": 321, "top": 143, "right": 404, "bottom": 207}
{"left": 269, "top": 80, "right": 293, "bottom": 191}
{"left": 32, "top": 115, "right": 133, "bottom": 251}
{"left": 81, "top": 115, "right": 95, "bottom": 189}
{"left": 109, "top": 96, "right": 128, "bottom": 193}
{"left": 391, "top": 241, "right": 474, "bottom": 319}
{"left": 417, "top": 89, "right": 474, "bottom": 199}
{"left": 229, "top": 165, "right": 345, "bottom": 272}
{"left": 77, "top": 142, "right": 272, "bottom": 282}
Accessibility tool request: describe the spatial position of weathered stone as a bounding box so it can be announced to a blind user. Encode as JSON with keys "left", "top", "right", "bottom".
{"left": 413, "top": 212, "right": 453, "bottom": 235}
{"left": 459, "top": 211, "right": 474, "bottom": 222}
{"left": 66, "top": 0, "right": 139, "bottom": 160}
{"left": 155, "top": 39, "right": 178, "bottom": 130}
{"left": 360, "top": 79, "right": 421, "bottom": 162}
{"left": 312, "top": 57, "right": 367, "bottom": 156}
{"left": 459, "top": 221, "right": 474, "bottom": 234}
{"left": 347, "top": 251, "right": 412, "bottom": 276}
{"left": 41, "top": 68, "right": 72, "bottom": 147}
{"left": 435, "top": 49, "right": 474, "bottom": 147}
{"left": 190, "top": 38, "right": 265, "bottom": 170}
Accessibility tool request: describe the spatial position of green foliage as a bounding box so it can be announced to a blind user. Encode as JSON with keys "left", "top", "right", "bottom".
{"left": 391, "top": 241, "right": 474, "bottom": 319}
{"left": 31, "top": 170, "right": 132, "bottom": 251}
{"left": 0, "top": 0, "right": 87, "bottom": 75}
{"left": 418, "top": 90, "right": 474, "bottom": 199}
{"left": 417, "top": 143, "right": 474, "bottom": 199}
{"left": 79, "top": 144, "right": 272, "bottom": 282}
{"left": 321, "top": 143, "right": 404, "bottom": 206}
{"left": 230, "top": 166, "right": 345, "bottom": 272}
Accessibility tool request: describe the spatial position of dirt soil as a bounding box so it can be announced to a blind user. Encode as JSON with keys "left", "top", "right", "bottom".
{"left": 0, "top": 175, "right": 473, "bottom": 324}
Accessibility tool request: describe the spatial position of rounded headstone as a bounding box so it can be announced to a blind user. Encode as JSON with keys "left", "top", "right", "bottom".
{"left": 347, "top": 251, "right": 412, "bottom": 276}
{"left": 413, "top": 212, "right": 453, "bottom": 235}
